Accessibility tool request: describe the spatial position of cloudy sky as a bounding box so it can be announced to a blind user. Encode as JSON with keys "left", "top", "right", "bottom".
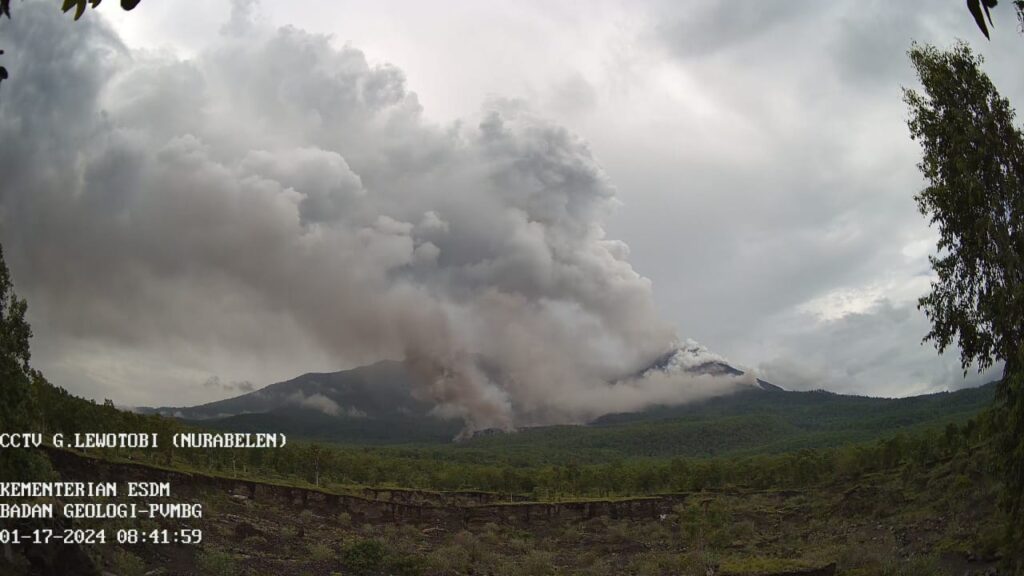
{"left": 1, "top": 0, "right": 1019, "bottom": 412}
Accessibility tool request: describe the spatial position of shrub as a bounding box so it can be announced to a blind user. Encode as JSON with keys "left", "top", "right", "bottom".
{"left": 505, "top": 537, "right": 534, "bottom": 554}
{"left": 520, "top": 550, "right": 556, "bottom": 576}
{"left": 628, "top": 552, "right": 703, "bottom": 576}
{"left": 243, "top": 534, "right": 269, "bottom": 549}
{"left": 881, "top": 554, "right": 949, "bottom": 576}
{"left": 308, "top": 541, "right": 335, "bottom": 562}
{"left": 196, "top": 549, "right": 238, "bottom": 576}
{"left": 387, "top": 554, "right": 428, "bottom": 576}
{"left": 342, "top": 539, "right": 387, "bottom": 575}
{"left": 426, "top": 543, "right": 472, "bottom": 575}
{"left": 494, "top": 550, "right": 557, "bottom": 576}
{"left": 110, "top": 549, "right": 146, "bottom": 576}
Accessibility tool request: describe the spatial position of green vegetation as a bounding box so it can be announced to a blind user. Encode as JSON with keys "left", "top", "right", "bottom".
{"left": 110, "top": 549, "right": 146, "bottom": 576}
{"left": 76, "top": 440, "right": 1001, "bottom": 575}
{"left": 196, "top": 549, "right": 240, "bottom": 576}
{"left": 13, "top": 346, "right": 1017, "bottom": 574}
{"left": 24, "top": 370, "right": 1001, "bottom": 500}
{"left": 0, "top": 245, "right": 49, "bottom": 482}
{"left": 456, "top": 384, "right": 995, "bottom": 461}
{"left": 905, "top": 40, "right": 1024, "bottom": 571}
{"left": 342, "top": 539, "right": 388, "bottom": 575}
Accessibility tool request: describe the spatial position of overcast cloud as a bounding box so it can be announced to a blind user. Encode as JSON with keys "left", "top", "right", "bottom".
{"left": 0, "top": 0, "right": 1018, "bottom": 415}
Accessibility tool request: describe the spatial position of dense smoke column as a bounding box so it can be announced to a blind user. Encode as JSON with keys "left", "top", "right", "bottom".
{"left": 0, "top": 1, "right": 744, "bottom": 433}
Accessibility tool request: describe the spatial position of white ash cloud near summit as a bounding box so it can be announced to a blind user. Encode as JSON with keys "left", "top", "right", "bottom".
{"left": 0, "top": 2, "right": 747, "bottom": 432}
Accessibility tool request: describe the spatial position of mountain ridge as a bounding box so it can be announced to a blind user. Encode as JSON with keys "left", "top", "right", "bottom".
{"left": 140, "top": 356, "right": 997, "bottom": 458}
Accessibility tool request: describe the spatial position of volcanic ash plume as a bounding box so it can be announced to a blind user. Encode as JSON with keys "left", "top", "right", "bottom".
{"left": 0, "top": 1, "right": 748, "bottom": 432}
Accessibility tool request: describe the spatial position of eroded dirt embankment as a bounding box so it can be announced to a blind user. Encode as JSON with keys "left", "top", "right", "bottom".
{"left": 43, "top": 447, "right": 683, "bottom": 527}
{"left": 36, "top": 448, "right": 970, "bottom": 576}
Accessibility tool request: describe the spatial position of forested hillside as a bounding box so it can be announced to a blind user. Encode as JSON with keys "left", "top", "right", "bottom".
{"left": 142, "top": 359, "right": 997, "bottom": 459}
{"left": 455, "top": 384, "right": 995, "bottom": 462}
{"left": 19, "top": 372, "right": 996, "bottom": 499}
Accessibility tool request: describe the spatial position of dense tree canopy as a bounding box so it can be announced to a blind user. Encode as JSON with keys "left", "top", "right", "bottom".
{"left": 0, "top": 245, "right": 48, "bottom": 480}
{"left": 905, "top": 43, "right": 1024, "bottom": 376}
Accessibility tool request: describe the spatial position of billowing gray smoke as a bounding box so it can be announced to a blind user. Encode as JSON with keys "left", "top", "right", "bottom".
{"left": 0, "top": 1, "right": 748, "bottom": 432}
